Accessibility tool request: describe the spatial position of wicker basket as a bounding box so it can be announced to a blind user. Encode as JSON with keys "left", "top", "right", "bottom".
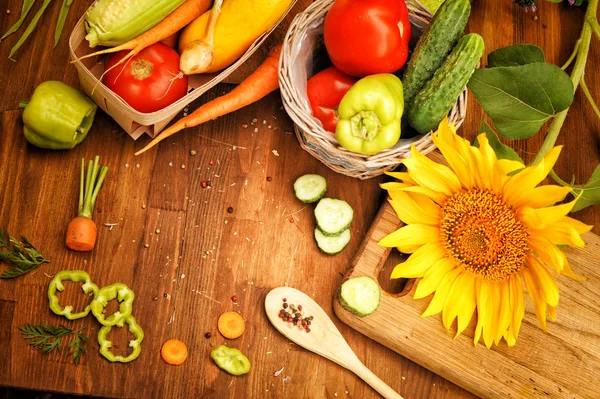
{"left": 279, "top": 0, "right": 467, "bottom": 179}
{"left": 69, "top": 2, "right": 296, "bottom": 140}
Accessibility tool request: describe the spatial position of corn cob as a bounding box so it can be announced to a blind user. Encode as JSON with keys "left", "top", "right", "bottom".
{"left": 84, "top": 0, "right": 185, "bottom": 48}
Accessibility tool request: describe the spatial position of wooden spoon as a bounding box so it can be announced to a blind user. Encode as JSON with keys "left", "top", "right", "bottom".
{"left": 265, "top": 287, "right": 403, "bottom": 399}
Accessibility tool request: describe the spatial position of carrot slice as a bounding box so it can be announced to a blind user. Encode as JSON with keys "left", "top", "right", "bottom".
{"left": 161, "top": 339, "right": 188, "bottom": 365}
{"left": 217, "top": 312, "right": 246, "bottom": 339}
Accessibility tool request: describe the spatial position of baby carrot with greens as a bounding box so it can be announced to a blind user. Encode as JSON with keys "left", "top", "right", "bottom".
{"left": 66, "top": 157, "right": 108, "bottom": 252}
{"left": 135, "top": 44, "right": 283, "bottom": 156}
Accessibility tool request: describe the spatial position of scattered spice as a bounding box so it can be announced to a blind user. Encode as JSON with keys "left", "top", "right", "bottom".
{"left": 190, "top": 150, "right": 197, "bottom": 156}
{"left": 155, "top": 229, "right": 161, "bottom": 234}
{"left": 266, "top": 176, "right": 272, "bottom": 182}
{"left": 205, "top": 332, "right": 212, "bottom": 339}
{"left": 273, "top": 367, "right": 285, "bottom": 377}
{"left": 289, "top": 217, "right": 294, "bottom": 223}
{"left": 272, "top": 150, "right": 280, "bottom": 157}
{"left": 231, "top": 295, "right": 238, "bottom": 302}
{"left": 209, "top": 160, "right": 214, "bottom": 165}
{"left": 144, "top": 243, "right": 150, "bottom": 248}
{"left": 278, "top": 299, "right": 312, "bottom": 332}
{"left": 227, "top": 207, "right": 234, "bottom": 213}
{"left": 181, "top": 164, "right": 186, "bottom": 169}
{"left": 201, "top": 181, "right": 207, "bottom": 188}
{"left": 206, "top": 180, "right": 212, "bottom": 187}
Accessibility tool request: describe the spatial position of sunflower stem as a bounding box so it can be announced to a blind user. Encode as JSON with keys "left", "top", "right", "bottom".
{"left": 580, "top": 76, "right": 600, "bottom": 119}
{"left": 531, "top": 0, "right": 598, "bottom": 166}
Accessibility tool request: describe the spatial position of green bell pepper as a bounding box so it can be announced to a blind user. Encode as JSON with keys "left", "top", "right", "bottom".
{"left": 90, "top": 283, "right": 135, "bottom": 327}
{"left": 98, "top": 315, "right": 144, "bottom": 363}
{"left": 48, "top": 270, "right": 99, "bottom": 320}
{"left": 335, "top": 74, "right": 404, "bottom": 155}
{"left": 20, "top": 81, "right": 97, "bottom": 150}
{"left": 210, "top": 345, "right": 251, "bottom": 375}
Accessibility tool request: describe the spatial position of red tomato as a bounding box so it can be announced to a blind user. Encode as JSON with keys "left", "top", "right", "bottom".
{"left": 323, "top": 0, "right": 411, "bottom": 77}
{"left": 104, "top": 43, "right": 188, "bottom": 113}
{"left": 307, "top": 66, "right": 357, "bottom": 132}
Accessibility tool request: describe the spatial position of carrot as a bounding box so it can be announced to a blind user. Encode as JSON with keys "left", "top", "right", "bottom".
{"left": 65, "top": 157, "right": 108, "bottom": 252}
{"left": 161, "top": 339, "right": 188, "bottom": 365}
{"left": 72, "top": 0, "right": 212, "bottom": 86}
{"left": 218, "top": 312, "right": 246, "bottom": 339}
{"left": 135, "top": 44, "right": 283, "bottom": 156}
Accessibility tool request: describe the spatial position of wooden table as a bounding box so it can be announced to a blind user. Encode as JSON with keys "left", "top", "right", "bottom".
{"left": 0, "top": 1, "right": 598, "bottom": 398}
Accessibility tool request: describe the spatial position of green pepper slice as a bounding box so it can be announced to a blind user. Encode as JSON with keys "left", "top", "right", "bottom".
{"left": 21, "top": 81, "right": 97, "bottom": 150}
{"left": 210, "top": 345, "right": 251, "bottom": 376}
{"left": 335, "top": 73, "right": 404, "bottom": 155}
{"left": 98, "top": 315, "right": 144, "bottom": 363}
{"left": 90, "top": 283, "right": 135, "bottom": 327}
{"left": 47, "top": 270, "right": 99, "bottom": 320}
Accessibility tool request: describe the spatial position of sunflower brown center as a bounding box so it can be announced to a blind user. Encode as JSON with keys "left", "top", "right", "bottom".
{"left": 440, "top": 188, "right": 529, "bottom": 280}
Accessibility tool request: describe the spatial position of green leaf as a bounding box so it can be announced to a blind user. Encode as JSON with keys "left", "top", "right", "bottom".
{"left": 474, "top": 120, "right": 523, "bottom": 163}
{"left": 9, "top": 0, "right": 53, "bottom": 60}
{"left": 54, "top": 0, "right": 73, "bottom": 47}
{"left": 571, "top": 164, "right": 600, "bottom": 212}
{"left": 0, "top": 0, "right": 37, "bottom": 42}
{"left": 488, "top": 44, "right": 545, "bottom": 67}
{"left": 468, "top": 63, "right": 574, "bottom": 140}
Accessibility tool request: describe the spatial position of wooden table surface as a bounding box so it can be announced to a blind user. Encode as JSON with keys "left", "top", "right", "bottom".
{"left": 1, "top": 1, "right": 599, "bottom": 398}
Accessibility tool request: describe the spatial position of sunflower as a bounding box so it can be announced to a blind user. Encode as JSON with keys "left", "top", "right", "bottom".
{"left": 379, "top": 118, "right": 591, "bottom": 348}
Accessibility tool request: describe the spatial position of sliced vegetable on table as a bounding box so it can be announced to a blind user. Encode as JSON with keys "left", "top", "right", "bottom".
{"left": 179, "top": 0, "right": 293, "bottom": 74}
{"left": 66, "top": 157, "right": 109, "bottom": 252}
{"left": 218, "top": 311, "right": 246, "bottom": 339}
{"left": 314, "top": 227, "right": 351, "bottom": 255}
{"left": 103, "top": 43, "right": 188, "bottom": 113}
{"left": 98, "top": 315, "right": 144, "bottom": 363}
{"left": 20, "top": 81, "right": 97, "bottom": 150}
{"left": 135, "top": 44, "right": 283, "bottom": 155}
{"left": 336, "top": 74, "right": 404, "bottom": 155}
{"left": 407, "top": 33, "right": 485, "bottom": 134}
{"left": 90, "top": 283, "right": 136, "bottom": 327}
{"left": 314, "top": 198, "right": 354, "bottom": 236}
{"left": 210, "top": 345, "right": 251, "bottom": 375}
{"left": 161, "top": 339, "right": 188, "bottom": 365}
{"left": 306, "top": 67, "right": 358, "bottom": 133}
{"left": 84, "top": 0, "right": 186, "bottom": 48}
{"left": 294, "top": 174, "right": 327, "bottom": 204}
{"left": 323, "top": 0, "right": 411, "bottom": 77}
{"left": 48, "top": 270, "right": 99, "bottom": 320}
{"left": 338, "top": 277, "right": 380, "bottom": 317}
{"left": 402, "top": 0, "right": 471, "bottom": 115}
{"left": 0, "top": 229, "right": 49, "bottom": 279}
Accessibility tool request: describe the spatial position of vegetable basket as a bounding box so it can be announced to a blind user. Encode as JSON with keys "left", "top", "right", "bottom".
{"left": 279, "top": 0, "right": 468, "bottom": 179}
{"left": 69, "top": 2, "right": 296, "bottom": 140}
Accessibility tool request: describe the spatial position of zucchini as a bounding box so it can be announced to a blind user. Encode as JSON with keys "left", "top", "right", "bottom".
{"left": 338, "top": 277, "right": 380, "bottom": 317}
{"left": 314, "top": 198, "right": 354, "bottom": 236}
{"left": 407, "top": 33, "right": 485, "bottom": 134}
{"left": 314, "top": 228, "right": 351, "bottom": 255}
{"left": 294, "top": 174, "right": 327, "bottom": 203}
{"left": 402, "top": 0, "right": 471, "bottom": 111}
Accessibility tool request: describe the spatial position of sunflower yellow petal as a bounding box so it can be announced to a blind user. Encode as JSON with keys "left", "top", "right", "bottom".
{"left": 561, "top": 216, "right": 593, "bottom": 234}
{"left": 402, "top": 185, "right": 448, "bottom": 205}
{"left": 527, "top": 255, "right": 559, "bottom": 307}
{"left": 390, "top": 242, "right": 446, "bottom": 279}
{"left": 496, "top": 159, "right": 525, "bottom": 175}
{"left": 385, "top": 171, "right": 416, "bottom": 184}
{"left": 404, "top": 146, "right": 462, "bottom": 196}
{"left": 510, "top": 274, "right": 525, "bottom": 341}
{"left": 388, "top": 192, "right": 440, "bottom": 226}
{"left": 518, "top": 198, "right": 579, "bottom": 230}
{"left": 378, "top": 224, "right": 439, "bottom": 251}
{"left": 474, "top": 278, "right": 489, "bottom": 347}
{"left": 381, "top": 182, "right": 413, "bottom": 191}
{"left": 432, "top": 131, "right": 475, "bottom": 188}
{"left": 454, "top": 273, "right": 477, "bottom": 337}
{"left": 561, "top": 259, "right": 587, "bottom": 281}
{"left": 414, "top": 257, "right": 456, "bottom": 299}
{"left": 421, "top": 268, "right": 462, "bottom": 318}
{"left": 530, "top": 220, "right": 586, "bottom": 248}
{"left": 513, "top": 185, "right": 571, "bottom": 209}
{"left": 522, "top": 268, "right": 548, "bottom": 331}
{"left": 495, "top": 279, "right": 512, "bottom": 345}
{"left": 397, "top": 244, "right": 425, "bottom": 254}
{"left": 441, "top": 271, "right": 476, "bottom": 333}
{"left": 483, "top": 281, "right": 500, "bottom": 348}
{"left": 548, "top": 305, "right": 557, "bottom": 321}
{"left": 528, "top": 236, "right": 565, "bottom": 274}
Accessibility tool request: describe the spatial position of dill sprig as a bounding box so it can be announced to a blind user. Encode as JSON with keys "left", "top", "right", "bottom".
{"left": 0, "top": 228, "right": 50, "bottom": 279}
{"left": 18, "top": 323, "right": 88, "bottom": 364}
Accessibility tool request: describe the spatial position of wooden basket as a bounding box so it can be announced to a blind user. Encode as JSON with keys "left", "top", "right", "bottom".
{"left": 69, "top": 2, "right": 296, "bottom": 140}
{"left": 279, "top": 0, "right": 468, "bottom": 180}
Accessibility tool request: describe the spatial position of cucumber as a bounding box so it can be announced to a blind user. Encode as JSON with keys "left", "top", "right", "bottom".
{"left": 314, "top": 228, "right": 351, "bottom": 255}
{"left": 407, "top": 33, "right": 485, "bottom": 134}
{"left": 338, "top": 277, "right": 380, "bottom": 317}
{"left": 294, "top": 174, "right": 327, "bottom": 203}
{"left": 402, "top": 0, "right": 471, "bottom": 111}
{"left": 314, "top": 198, "right": 354, "bottom": 236}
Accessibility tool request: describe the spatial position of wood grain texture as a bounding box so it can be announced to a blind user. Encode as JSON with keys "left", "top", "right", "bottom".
{"left": 334, "top": 201, "right": 600, "bottom": 399}
{"left": 0, "top": 0, "right": 598, "bottom": 398}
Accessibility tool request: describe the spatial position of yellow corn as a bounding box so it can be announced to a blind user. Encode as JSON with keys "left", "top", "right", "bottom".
{"left": 84, "top": 0, "right": 185, "bottom": 48}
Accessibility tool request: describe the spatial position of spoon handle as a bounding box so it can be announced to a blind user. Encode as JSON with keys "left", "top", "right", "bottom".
{"left": 349, "top": 361, "right": 404, "bottom": 399}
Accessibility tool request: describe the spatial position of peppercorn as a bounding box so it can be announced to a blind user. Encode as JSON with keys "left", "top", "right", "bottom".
{"left": 227, "top": 207, "right": 234, "bottom": 213}
{"left": 205, "top": 332, "right": 212, "bottom": 339}
{"left": 282, "top": 298, "right": 287, "bottom": 302}
{"left": 201, "top": 181, "right": 207, "bottom": 188}
{"left": 266, "top": 176, "right": 272, "bottom": 182}
{"left": 206, "top": 180, "right": 212, "bottom": 187}
{"left": 287, "top": 317, "right": 293, "bottom": 322}
{"left": 298, "top": 305, "right": 303, "bottom": 311}
{"left": 283, "top": 303, "right": 288, "bottom": 309}
{"left": 231, "top": 295, "right": 238, "bottom": 302}
{"left": 306, "top": 328, "right": 311, "bottom": 333}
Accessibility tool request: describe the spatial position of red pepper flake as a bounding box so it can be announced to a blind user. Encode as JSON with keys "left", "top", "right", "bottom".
{"left": 298, "top": 305, "right": 303, "bottom": 311}
{"left": 289, "top": 217, "right": 294, "bottom": 223}
{"left": 278, "top": 314, "right": 283, "bottom": 318}
{"left": 242, "top": 123, "right": 248, "bottom": 128}
{"left": 201, "top": 181, "right": 207, "bottom": 188}
{"left": 231, "top": 295, "right": 238, "bottom": 302}
{"left": 283, "top": 298, "right": 287, "bottom": 302}
{"left": 209, "top": 160, "right": 214, "bottom": 165}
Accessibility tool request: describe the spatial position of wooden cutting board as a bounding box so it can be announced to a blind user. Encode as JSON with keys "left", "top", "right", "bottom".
{"left": 334, "top": 199, "right": 600, "bottom": 399}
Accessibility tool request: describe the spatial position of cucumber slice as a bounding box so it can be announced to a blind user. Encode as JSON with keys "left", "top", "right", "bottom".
{"left": 314, "top": 198, "right": 354, "bottom": 235}
{"left": 314, "top": 227, "right": 351, "bottom": 255}
{"left": 293, "top": 174, "right": 327, "bottom": 203}
{"left": 338, "top": 277, "right": 380, "bottom": 317}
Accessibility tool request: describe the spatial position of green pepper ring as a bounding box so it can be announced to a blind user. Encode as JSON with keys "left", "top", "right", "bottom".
{"left": 90, "top": 283, "right": 135, "bottom": 327}
{"left": 98, "top": 314, "right": 144, "bottom": 363}
{"left": 47, "top": 270, "right": 99, "bottom": 320}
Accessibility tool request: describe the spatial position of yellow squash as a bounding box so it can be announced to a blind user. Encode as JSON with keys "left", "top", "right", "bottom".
{"left": 179, "top": 0, "right": 293, "bottom": 73}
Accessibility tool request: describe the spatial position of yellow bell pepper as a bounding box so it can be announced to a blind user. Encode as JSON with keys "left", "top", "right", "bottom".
{"left": 178, "top": 0, "right": 292, "bottom": 74}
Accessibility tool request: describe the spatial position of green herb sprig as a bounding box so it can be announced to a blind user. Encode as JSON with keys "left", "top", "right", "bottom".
{"left": 19, "top": 323, "right": 88, "bottom": 364}
{"left": 0, "top": 228, "right": 49, "bottom": 279}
